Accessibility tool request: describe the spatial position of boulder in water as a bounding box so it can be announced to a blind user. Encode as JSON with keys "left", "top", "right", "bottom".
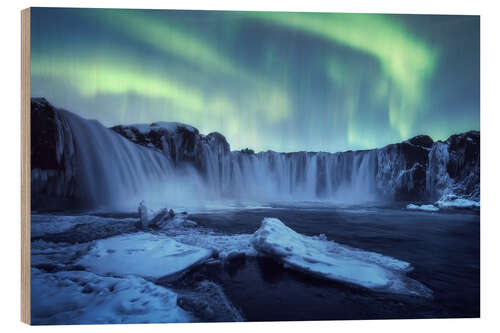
{"left": 149, "top": 208, "right": 170, "bottom": 228}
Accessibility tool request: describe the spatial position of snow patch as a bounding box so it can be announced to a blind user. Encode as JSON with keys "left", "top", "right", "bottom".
{"left": 31, "top": 268, "right": 194, "bottom": 325}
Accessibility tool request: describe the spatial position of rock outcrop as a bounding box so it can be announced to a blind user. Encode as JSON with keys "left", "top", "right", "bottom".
{"left": 111, "top": 122, "right": 230, "bottom": 177}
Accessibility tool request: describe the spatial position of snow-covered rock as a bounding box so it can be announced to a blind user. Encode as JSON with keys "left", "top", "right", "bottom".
{"left": 156, "top": 212, "right": 198, "bottom": 229}
{"left": 76, "top": 233, "right": 213, "bottom": 280}
{"left": 406, "top": 203, "right": 439, "bottom": 212}
{"left": 111, "top": 120, "right": 230, "bottom": 172}
{"left": 435, "top": 194, "right": 480, "bottom": 209}
{"left": 31, "top": 268, "right": 194, "bottom": 325}
{"left": 426, "top": 131, "right": 480, "bottom": 201}
{"left": 376, "top": 138, "right": 431, "bottom": 200}
{"left": 251, "top": 218, "right": 432, "bottom": 297}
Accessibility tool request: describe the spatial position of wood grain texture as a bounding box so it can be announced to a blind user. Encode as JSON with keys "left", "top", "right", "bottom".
{"left": 21, "top": 7, "right": 31, "bottom": 325}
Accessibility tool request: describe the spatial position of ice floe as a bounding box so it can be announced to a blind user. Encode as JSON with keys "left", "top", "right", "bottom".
{"left": 251, "top": 218, "right": 432, "bottom": 297}
{"left": 406, "top": 203, "right": 439, "bottom": 212}
{"left": 31, "top": 268, "right": 194, "bottom": 325}
{"left": 77, "top": 232, "right": 213, "bottom": 280}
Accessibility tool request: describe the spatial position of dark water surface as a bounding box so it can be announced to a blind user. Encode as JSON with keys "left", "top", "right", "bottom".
{"left": 185, "top": 205, "right": 480, "bottom": 320}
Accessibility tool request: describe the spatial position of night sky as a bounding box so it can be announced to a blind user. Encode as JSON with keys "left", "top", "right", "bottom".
{"left": 30, "top": 8, "right": 480, "bottom": 152}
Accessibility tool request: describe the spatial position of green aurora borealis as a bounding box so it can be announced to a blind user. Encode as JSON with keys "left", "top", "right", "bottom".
{"left": 30, "top": 8, "right": 480, "bottom": 152}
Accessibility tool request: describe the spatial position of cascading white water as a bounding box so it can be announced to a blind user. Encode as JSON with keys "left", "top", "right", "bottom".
{"left": 426, "top": 141, "right": 452, "bottom": 200}
{"left": 34, "top": 110, "right": 381, "bottom": 210}
{"left": 52, "top": 111, "right": 207, "bottom": 210}
{"left": 200, "top": 149, "right": 379, "bottom": 203}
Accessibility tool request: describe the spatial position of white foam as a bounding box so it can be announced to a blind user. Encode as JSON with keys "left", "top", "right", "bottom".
{"left": 251, "top": 218, "right": 431, "bottom": 297}
{"left": 77, "top": 232, "right": 213, "bottom": 279}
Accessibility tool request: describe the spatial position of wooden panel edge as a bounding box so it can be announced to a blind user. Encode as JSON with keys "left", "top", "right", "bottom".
{"left": 21, "top": 7, "right": 31, "bottom": 325}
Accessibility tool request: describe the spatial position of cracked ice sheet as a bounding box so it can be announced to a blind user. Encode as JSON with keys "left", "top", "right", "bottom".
{"left": 166, "top": 229, "right": 256, "bottom": 260}
{"left": 252, "top": 218, "right": 432, "bottom": 297}
{"left": 76, "top": 232, "right": 213, "bottom": 279}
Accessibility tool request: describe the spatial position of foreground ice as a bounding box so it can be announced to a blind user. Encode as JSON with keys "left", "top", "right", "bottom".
{"left": 31, "top": 214, "right": 136, "bottom": 238}
{"left": 31, "top": 239, "right": 91, "bottom": 267}
{"left": 406, "top": 203, "right": 439, "bottom": 212}
{"left": 31, "top": 268, "right": 193, "bottom": 325}
{"left": 77, "top": 232, "right": 213, "bottom": 279}
{"left": 166, "top": 226, "right": 256, "bottom": 260}
{"left": 252, "top": 218, "right": 432, "bottom": 297}
{"left": 435, "top": 194, "right": 480, "bottom": 209}
{"left": 175, "top": 280, "right": 245, "bottom": 322}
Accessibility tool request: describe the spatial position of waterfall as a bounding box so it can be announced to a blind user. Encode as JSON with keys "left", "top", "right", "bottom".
{"left": 426, "top": 141, "right": 451, "bottom": 200}
{"left": 198, "top": 149, "right": 379, "bottom": 204}
{"left": 32, "top": 108, "right": 381, "bottom": 210}
{"left": 33, "top": 101, "right": 481, "bottom": 211}
{"left": 34, "top": 110, "right": 206, "bottom": 210}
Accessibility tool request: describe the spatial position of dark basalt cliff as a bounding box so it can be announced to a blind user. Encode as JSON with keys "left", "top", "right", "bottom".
{"left": 111, "top": 122, "right": 230, "bottom": 173}
{"left": 31, "top": 98, "right": 77, "bottom": 209}
{"left": 446, "top": 131, "right": 480, "bottom": 199}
